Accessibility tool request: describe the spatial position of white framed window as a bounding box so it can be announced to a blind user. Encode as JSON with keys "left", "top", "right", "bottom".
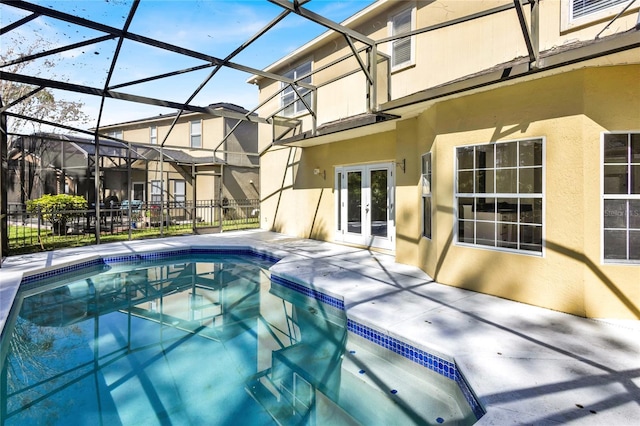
{"left": 571, "top": 0, "right": 629, "bottom": 20}
{"left": 151, "top": 180, "right": 163, "bottom": 204}
{"left": 108, "top": 130, "right": 123, "bottom": 139}
{"left": 562, "top": 0, "right": 635, "bottom": 31}
{"left": 173, "top": 179, "right": 186, "bottom": 207}
{"left": 389, "top": 7, "right": 415, "bottom": 71}
{"left": 602, "top": 132, "right": 640, "bottom": 263}
{"left": 281, "top": 61, "right": 312, "bottom": 117}
{"left": 455, "top": 138, "right": 544, "bottom": 254}
{"left": 190, "top": 120, "right": 202, "bottom": 148}
{"left": 422, "top": 152, "right": 432, "bottom": 239}
{"left": 150, "top": 125, "right": 157, "bottom": 145}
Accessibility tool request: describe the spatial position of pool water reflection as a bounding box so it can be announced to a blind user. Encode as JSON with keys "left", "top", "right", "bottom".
{"left": 1, "top": 254, "right": 475, "bottom": 425}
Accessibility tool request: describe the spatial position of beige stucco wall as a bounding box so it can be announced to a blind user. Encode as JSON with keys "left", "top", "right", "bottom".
{"left": 414, "top": 65, "right": 640, "bottom": 319}
{"left": 260, "top": 64, "right": 640, "bottom": 319}
{"left": 256, "top": 0, "right": 639, "bottom": 129}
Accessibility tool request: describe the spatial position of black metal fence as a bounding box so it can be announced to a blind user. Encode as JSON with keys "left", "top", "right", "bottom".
{"left": 6, "top": 199, "right": 260, "bottom": 255}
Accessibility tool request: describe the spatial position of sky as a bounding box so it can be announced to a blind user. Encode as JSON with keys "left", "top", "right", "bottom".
{"left": 0, "top": 0, "right": 377, "bottom": 131}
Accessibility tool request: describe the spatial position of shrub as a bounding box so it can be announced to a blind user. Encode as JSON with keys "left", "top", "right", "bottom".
{"left": 27, "top": 194, "right": 88, "bottom": 235}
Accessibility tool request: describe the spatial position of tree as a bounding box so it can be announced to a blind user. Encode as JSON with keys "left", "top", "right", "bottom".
{"left": 1, "top": 33, "right": 90, "bottom": 135}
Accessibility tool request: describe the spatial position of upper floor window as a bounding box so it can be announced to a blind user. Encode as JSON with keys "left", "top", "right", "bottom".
{"left": 190, "top": 120, "right": 201, "bottom": 148}
{"left": 389, "top": 7, "right": 414, "bottom": 70}
{"left": 456, "top": 139, "right": 544, "bottom": 254}
{"left": 150, "top": 126, "right": 157, "bottom": 145}
{"left": 108, "top": 130, "right": 123, "bottom": 139}
{"left": 602, "top": 132, "right": 640, "bottom": 263}
{"left": 422, "top": 152, "right": 432, "bottom": 239}
{"left": 571, "top": 0, "right": 628, "bottom": 20}
{"left": 281, "top": 61, "right": 312, "bottom": 117}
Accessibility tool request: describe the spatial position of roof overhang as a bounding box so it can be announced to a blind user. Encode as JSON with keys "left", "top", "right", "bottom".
{"left": 381, "top": 28, "right": 640, "bottom": 118}
{"left": 273, "top": 112, "right": 399, "bottom": 148}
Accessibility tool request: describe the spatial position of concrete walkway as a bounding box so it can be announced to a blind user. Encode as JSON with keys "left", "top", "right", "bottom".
{"left": 1, "top": 230, "right": 639, "bottom": 425}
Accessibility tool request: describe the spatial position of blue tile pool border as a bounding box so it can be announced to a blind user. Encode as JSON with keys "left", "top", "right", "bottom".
{"left": 272, "top": 274, "right": 485, "bottom": 420}
{"left": 19, "top": 247, "right": 282, "bottom": 286}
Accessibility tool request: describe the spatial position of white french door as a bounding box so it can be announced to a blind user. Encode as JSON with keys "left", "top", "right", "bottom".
{"left": 335, "top": 163, "right": 395, "bottom": 250}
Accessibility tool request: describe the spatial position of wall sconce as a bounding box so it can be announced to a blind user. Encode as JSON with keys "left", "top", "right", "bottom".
{"left": 313, "top": 168, "right": 326, "bottom": 179}
{"left": 396, "top": 158, "right": 406, "bottom": 173}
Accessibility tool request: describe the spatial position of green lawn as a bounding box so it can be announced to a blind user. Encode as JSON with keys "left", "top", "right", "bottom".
{"left": 6, "top": 219, "right": 259, "bottom": 255}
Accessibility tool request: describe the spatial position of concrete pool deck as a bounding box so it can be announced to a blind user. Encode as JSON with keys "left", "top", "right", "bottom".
{"left": 1, "top": 230, "right": 638, "bottom": 425}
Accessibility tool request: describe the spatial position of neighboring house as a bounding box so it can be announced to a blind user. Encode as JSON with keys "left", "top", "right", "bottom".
{"left": 6, "top": 133, "right": 137, "bottom": 208}
{"left": 251, "top": 1, "right": 640, "bottom": 319}
{"left": 98, "top": 102, "right": 259, "bottom": 208}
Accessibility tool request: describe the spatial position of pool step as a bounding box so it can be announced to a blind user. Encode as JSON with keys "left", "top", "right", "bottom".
{"left": 245, "top": 374, "right": 306, "bottom": 426}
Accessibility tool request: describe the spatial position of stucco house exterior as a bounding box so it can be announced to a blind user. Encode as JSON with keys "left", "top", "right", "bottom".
{"left": 252, "top": 0, "right": 640, "bottom": 319}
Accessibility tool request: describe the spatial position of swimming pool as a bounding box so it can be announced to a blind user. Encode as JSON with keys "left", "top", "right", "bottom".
{"left": 1, "top": 251, "right": 478, "bottom": 425}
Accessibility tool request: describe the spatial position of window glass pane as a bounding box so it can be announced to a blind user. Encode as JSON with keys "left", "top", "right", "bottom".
{"left": 459, "top": 220, "right": 474, "bottom": 243}
{"left": 572, "top": 0, "right": 628, "bottom": 19}
{"left": 476, "top": 221, "right": 495, "bottom": 247}
{"left": 630, "top": 200, "right": 640, "bottom": 229}
{"left": 476, "top": 144, "right": 494, "bottom": 169}
{"left": 604, "top": 165, "right": 628, "bottom": 194}
{"left": 519, "top": 167, "right": 542, "bottom": 194}
{"left": 191, "top": 135, "right": 201, "bottom": 148}
{"left": 519, "top": 140, "right": 542, "bottom": 166}
{"left": 457, "top": 147, "right": 474, "bottom": 170}
{"left": 475, "top": 169, "right": 494, "bottom": 193}
{"left": 392, "top": 38, "right": 411, "bottom": 67}
{"left": 298, "top": 61, "right": 311, "bottom": 79}
{"left": 631, "top": 165, "right": 640, "bottom": 194}
{"left": 604, "top": 199, "right": 627, "bottom": 228}
{"left": 497, "top": 223, "right": 518, "bottom": 249}
{"left": 458, "top": 171, "right": 474, "bottom": 193}
{"left": 632, "top": 134, "right": 640, "bottom": 162}
{"left": 496, "top": 169, "right": 517, "bottom": 193}
{"left": 630, "top": 231, "right": 640, "bottom": 260}
{"left": 604, "top": 230, "right": 627, "bottom": 259}
{"left": 520, "top": 225, "right": 542, "bottom": 252}
{"left": 604, "top": 134, "right": 628, "bottom": 163}
{"left": 476, "top": 198, "right": 495, "bottom": 222}
{"left": 393, "top": 9, "right": 411, "bottom": 34}
{"left": 520, "top": 198, "right": 542, "bottom": 224}
{"left": 423, "top": 197, "right": 431, "bottom": 238}
{"left": 422, "top": 154, "right": 431, "bottom": 174}
{"left": 496, "top": 142, "right": 517, "bottom": 167}
{"left": 497, "top": 198, "right": 518, "bottom": 222}
{"left": 458, "top": 197, "right": 474, "bottom": 220}
{"left": 422, "top": 175, "right": 431, "bottom": 196}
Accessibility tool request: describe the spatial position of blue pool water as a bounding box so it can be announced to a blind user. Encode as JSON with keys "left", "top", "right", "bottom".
{"left": 1, "top": 253, "right": 477, "bottom": 425}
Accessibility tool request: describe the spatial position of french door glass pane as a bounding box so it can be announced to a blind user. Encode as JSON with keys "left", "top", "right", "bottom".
{"left": 337, "top": 172, "right": 342, "bottom": 231}
{"left": 370, "top": 169, "right": 387, "bottom": 238}
{"left": 347, "top": 171, "right": 362, "bottom": 234}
